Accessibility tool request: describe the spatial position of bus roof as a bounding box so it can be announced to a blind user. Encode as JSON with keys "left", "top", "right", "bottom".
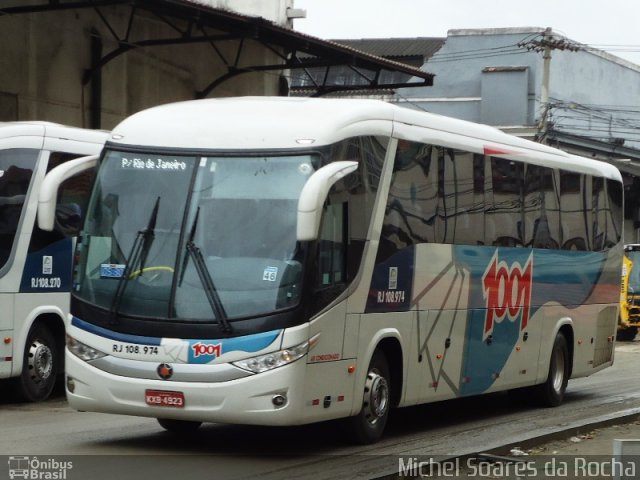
{"left": 0, "top": 121, "right": 109, "bottom": 145}
{"left": 108, "top": 97, "right": 621, "bottom": 181}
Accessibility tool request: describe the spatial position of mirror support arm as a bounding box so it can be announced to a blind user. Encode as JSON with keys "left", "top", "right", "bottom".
{"left": 38, "top": 154, "right": 99, "bottom": 231}
{"left": 296, "top": 160, "right": 358, "bottom": 241}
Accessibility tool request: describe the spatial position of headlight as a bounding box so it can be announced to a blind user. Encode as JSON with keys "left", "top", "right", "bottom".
{"left": 232, "top": 339, "right": 312, "bottom": 374}
{"left": 67, "top": 335, "right": 107, "bottom": 361}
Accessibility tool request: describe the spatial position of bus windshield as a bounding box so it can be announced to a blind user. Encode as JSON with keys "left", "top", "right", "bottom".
{"left": 75, "top": 150, "right": 315, "bottom": 323}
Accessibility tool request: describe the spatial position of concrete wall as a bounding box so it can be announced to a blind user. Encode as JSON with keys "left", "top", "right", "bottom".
{"left": 0, "top": 2, "right": 289, "bottom": 129}
{"left": 546, "top": 48, "right": 640, "bottom": 149}
{"left": 399, "top": 28, "right": 543, "bottom": 126}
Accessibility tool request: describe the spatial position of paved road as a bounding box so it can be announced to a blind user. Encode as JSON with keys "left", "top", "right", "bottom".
{"left": 1, "top": 343, "right": 640, "bottom": 479}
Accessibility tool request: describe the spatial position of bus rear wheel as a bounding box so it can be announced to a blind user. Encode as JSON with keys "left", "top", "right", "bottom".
{"left": 536, "top": 332, "right": 569, "bottom": 407}
{"left": 157, "top": 418, "right": 202, "bottom": 433}
{"left": 15, "top": 324, "right": 58, "bottom": 402}
{"left": 348, "top": 350, "right": 391, "bottom": 444}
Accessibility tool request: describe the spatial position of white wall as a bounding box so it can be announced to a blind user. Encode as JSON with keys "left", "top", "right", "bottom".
{"left": 189, "top": 0, "right": 295, "bottom": 26}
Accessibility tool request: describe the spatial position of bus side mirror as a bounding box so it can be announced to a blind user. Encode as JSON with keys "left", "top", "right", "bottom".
{"left": 54, "top": 202, "right": 82, "bottom": 237}
{"left": 297, "top": 161, "right": 358, "bottom": 241}
{"left": 38, "top": 154, "right": 98, "bottom": 231}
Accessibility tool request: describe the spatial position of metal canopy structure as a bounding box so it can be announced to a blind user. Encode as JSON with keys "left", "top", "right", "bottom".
{"left": 0, "top": 0, "right": 434, "bottom": 97}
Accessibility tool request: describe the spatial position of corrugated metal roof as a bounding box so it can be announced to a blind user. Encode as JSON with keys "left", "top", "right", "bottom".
{"left": 330, "top": 37, "right": 446, "bottom": 62}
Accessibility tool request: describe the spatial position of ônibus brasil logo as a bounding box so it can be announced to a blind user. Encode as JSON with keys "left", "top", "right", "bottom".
{"left": 482, "top": 251, "right": 533, "bottom": 340}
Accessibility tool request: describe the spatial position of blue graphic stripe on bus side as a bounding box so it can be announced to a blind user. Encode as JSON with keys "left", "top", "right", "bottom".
{"left": 186, "top": 330, "right": 282, "bottom": 364}
{"left": 71, "top": 317, "right": 162, "bottom": 345}
{"left": 452, "top": 246, "right": 608, "bottom": 396}
{"left": 214, "top": 330, "right": 280, "bottom": 353}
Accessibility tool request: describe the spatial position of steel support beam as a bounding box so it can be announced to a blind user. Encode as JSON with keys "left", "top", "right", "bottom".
{"left": 1, "top": 0, "right": 434, "bottom": 96}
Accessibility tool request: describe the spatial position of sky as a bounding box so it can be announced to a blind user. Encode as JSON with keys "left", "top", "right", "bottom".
{"left": 293, "top": 0, "right": 640, "bottom": 66}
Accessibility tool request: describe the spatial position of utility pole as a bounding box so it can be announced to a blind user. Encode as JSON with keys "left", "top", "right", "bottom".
{"left": 539, "top": 27, "right": 552, "bottom": 140}
{"left": 518, "top": 28, "right": 581, "bottom": 143}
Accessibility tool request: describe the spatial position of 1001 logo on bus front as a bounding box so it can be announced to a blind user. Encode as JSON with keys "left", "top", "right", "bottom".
{"left": 482, "top": 252, "right": 533, "bottom": 340}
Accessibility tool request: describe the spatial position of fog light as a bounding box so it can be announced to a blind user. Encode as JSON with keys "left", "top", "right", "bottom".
{"left": 272, "top": 394, "right": 287, "bottom": 408}
{"left": 66, "top": 376, "right": 75, "bottom": 394}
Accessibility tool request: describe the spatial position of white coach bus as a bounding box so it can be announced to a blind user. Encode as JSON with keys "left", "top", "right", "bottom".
{"left": 38, "top": 98, "right": 622, "bottom": 443}
{"left": 0, "top": 122, "right": 107, "bottom": 401}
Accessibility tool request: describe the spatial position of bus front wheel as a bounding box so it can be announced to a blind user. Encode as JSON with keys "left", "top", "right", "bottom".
{"left": 536, "top": 332, "right": 569, "bottom": 407}
{"left": 348, "top": 350, "right": 391, "bottom": 444}
{"left": 15, "top": 324, "right": 58, "bottom": 402}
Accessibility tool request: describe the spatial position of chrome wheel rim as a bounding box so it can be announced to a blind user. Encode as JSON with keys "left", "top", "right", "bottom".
{"left": 363, "top": 369, "right": 389, "bottom": 425}
{"left": 552, "top": 347, "right": 565, "bottom": 393}
{"left": 28, "top": 339, "right": 53, "bottom": 384}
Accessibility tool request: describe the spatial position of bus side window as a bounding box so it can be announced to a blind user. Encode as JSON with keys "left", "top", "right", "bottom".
{"left": 525, "top": 164, "right": 559, "bottom": 249}
{"left": 0, "top": 149, "right": 38, "bottom": 269}
{"left": 318, "top": 201, "right": 346, "bottom": 285}
{"left": 606, "top": 179, "right": 623, "bottom": 248}
{"left": 54, "top": 169, "right": 95, "bottom": 237}
{"left": 313, "top": 200, "right": 347, "bottom": 311}
{"left": 559, "top": 171, "right": 588, "bottom": 251}
{"left": 487, "top": 157, "right": 524, "bottom": 247}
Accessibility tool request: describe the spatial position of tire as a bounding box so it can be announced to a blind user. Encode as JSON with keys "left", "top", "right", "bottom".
{"left": 616, "top": 327, "right": 638, "bottom": 342}
{"left": 536, "top": 332, "right": 569, "bottom": 407}
{"left": 157, "top": 418, "right": 202, "bottom": 433}
{"left": 14, "top": 324, "right": 58, "bottom": 402}
{"left": 347, "top": 350, "right": 391, "bottom": 444}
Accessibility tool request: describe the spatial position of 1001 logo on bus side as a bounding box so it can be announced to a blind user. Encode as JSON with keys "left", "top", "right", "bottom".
{"left": 482, "top": 252, "right": 533, "bottom": 340}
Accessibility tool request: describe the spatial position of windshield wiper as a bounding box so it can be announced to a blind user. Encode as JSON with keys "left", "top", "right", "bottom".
{"left": 109, "top": 196, "right": 160, "bottom": 324}
{"left": 180, "top": 207, "right": 232, "bottom": 334}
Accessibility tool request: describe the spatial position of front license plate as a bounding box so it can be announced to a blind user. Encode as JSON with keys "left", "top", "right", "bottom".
{"left": 145, "top": 390, "right": 185, "bottom": 408}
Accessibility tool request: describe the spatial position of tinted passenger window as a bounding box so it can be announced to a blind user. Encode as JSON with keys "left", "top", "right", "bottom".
{"left": 378, "top": 140, "right": 437, "bottom": 262}
{"left": 486, "top": 157, "right": 523, "bottom": 247}
{"left": 0, "top": 149, "right": 38, "bottom": 268}
{"left": 524, "top": 164, "right": 559, "bottom": 249}
{"left": 377, "top": 143, "right": 619, "bottom": 255}
{"left": 312, "top": 136, "right": 386, "bottom": 313}
{"left": 606, "top": 179, "right": 623, "bottom": 247}
{"left": 442, "top": 150, "right": 485, "bottom": 246}
{"left": 560, "top": 171, "right": 588, "bottom": 250}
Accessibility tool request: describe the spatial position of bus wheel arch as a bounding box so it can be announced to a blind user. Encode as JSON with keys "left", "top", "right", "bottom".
{"left": 14, "top": 314, "right": 64, "bottom": 402}
{"left": 558, "top": 324, "right": 574, "bottom": 379}
{"left": 377, "top": 337, "right": 403, "bottom": 408}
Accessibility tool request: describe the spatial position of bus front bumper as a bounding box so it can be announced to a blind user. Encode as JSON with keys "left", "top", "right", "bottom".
{"left": 65, "top": 349, "right": 309, "bottom": 426}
